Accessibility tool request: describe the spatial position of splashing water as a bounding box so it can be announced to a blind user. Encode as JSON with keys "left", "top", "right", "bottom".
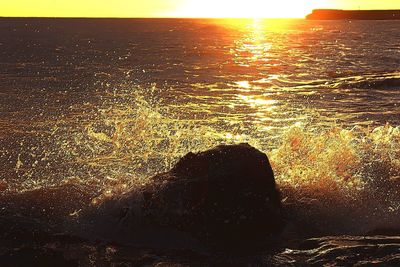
{"left": 271, "top": 124, "right": 400, "bottom": 190}
{"left": 1, "top": 84, "right": 257, "bottom": 195}
{"left": 2, "top": 83, "right": 399, "bottom": 201}
{"left": 270, "top": 124, "right": 400, "bottom": 234}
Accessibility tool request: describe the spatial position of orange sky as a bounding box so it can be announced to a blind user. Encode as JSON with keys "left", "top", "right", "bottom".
{"left": 1, "top": 0, "right": 400, "bottom": 18}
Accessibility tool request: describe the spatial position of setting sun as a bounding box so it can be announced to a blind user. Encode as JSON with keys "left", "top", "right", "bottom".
{"left": 1, "top": 0, "right": 400, "bottom": 18}
{"left": 171, "top": 0, "right": 326, "bottom": 18}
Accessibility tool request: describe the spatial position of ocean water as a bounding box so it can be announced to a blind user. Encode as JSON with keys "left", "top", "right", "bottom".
{"left": 0, "top": 18, "right": 399, "bottom": 265}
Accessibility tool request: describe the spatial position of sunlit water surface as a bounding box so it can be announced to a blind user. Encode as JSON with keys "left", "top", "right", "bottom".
{"left": 0, "top": 19, "right": 399, "bottom": 218}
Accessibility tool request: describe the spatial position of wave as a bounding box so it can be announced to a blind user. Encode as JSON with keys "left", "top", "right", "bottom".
{"left": 0, "top": 83, "right": 399, "bottom": 241}
{"left": 270, "top": 124, "right": 400, "bottom": 236}
{"left": 255, "top": 72, "right": 400, "bottom": 93}
{"left": 333, "top": 74, "right": 400, "bottom": 90}
{"left": 1, "top": 124, "right": 399, "bottom": 239}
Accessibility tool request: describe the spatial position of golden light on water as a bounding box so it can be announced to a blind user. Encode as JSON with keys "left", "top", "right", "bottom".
{"left": 235, "top": 19, "right": 272, "bottom": 63}
{"left": 230, "top": 19, "right": 283, "bottom": 123}
{"left": 238, "top": 95, "right": 278, "bottom": 108}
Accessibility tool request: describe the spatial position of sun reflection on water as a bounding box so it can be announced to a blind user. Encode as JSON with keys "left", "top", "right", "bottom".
{"left": 228, "top": 19, "right": 286, "bottom": 128}
{"left": 230, "top": 19, "right": 274, "bottom": 68}
{"left": 1, "top": 18, "right": 399, "bottom": 204}
{"left": 238, "top": 94, "right": 278, "bottom": 110}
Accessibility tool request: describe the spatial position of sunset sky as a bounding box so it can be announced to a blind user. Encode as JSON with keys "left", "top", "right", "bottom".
{"left": 1, "top": 0, "right": 400, "bottom": 18}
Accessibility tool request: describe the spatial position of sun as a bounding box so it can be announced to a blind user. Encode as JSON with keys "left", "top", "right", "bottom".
{"left": 170, "top": 0, "right": 325, "bottom": 18}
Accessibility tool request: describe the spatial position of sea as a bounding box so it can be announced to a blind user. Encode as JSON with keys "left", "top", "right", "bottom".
{"left": 0, "top": 18, "right": 399, "bottom": 266}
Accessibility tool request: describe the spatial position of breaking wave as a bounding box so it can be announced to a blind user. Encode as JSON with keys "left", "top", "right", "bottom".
{"left": 0, "top": 83, "right": 399, "bottom": 237}
{"left": 271, "top": 124, "right": 400, "bottom": 236}
{"left": 331, "top": 73, "right": 400, "bottom": 90}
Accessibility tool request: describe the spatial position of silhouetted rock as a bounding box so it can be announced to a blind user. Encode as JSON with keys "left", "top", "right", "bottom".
{"left": 93, "top": 144, "right": 284, "bottom": 252}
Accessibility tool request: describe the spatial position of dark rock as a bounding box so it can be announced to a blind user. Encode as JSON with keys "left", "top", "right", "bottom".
{"left": 93, "top": 143, "right": 284, "bottom": 252}
{"left": 0, "top": 247, "right": 78, "bottom": 267}
{"left": 285, "top": 236, "right": 400, "bottom": 266}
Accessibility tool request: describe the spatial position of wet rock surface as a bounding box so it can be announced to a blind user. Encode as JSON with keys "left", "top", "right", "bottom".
{"left": 137, "top": 143, "right": 284, "bottom": 251}
{"left": 1, "top": 144, "right": 399, "bottom": 265}
{"left": 0, "top": 227, "right": 399, "bottom": 267}
{"left": 282, "top": 235, "right": 400, "bottom": 266}
{"left": 83, "top": 144, "right": 284, "bottom": 252}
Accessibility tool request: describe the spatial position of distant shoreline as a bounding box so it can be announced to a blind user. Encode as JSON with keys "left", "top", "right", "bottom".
{"left": 307, "top": 9, "right": 400, "bottom": 20}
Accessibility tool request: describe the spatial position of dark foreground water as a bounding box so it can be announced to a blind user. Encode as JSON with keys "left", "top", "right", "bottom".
{"left": 0, "top": 18, "right": 399, "bottom": 266}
